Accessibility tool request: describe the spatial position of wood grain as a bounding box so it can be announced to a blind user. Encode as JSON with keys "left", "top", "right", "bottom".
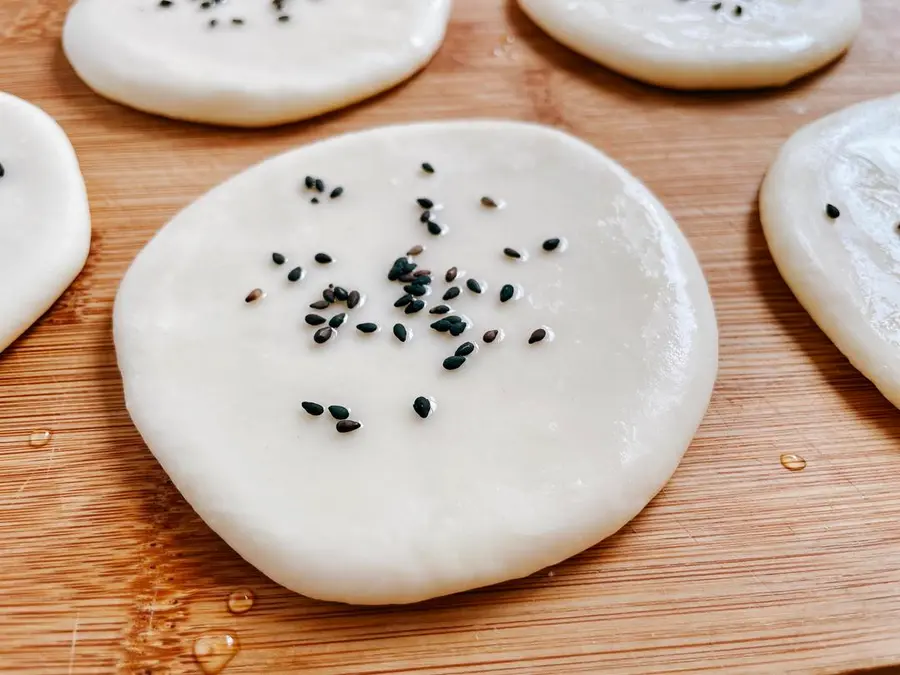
{"left": 2, "top": 1, "right": 900, "bottom": 673}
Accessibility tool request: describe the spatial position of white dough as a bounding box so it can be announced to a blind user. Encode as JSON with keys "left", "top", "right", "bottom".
{"left": 63, "top": 0, "right": 451, "bottom": 127}
{"left": 762, "top": 95, "right": 900, "bottom": 410}
{"left": 0, "top": 93, "right": 91, "bottom": 355}
{"left": 518, "top": 0, "right": 861, "bottom": 90}
{"left": 114, "top": 121, "right": 718, "bottom": 604}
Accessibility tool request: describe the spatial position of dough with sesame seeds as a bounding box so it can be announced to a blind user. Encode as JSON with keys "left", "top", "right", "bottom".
{"left": 62, "top": 0, "right": 452, "bottom": 127}
{"left": 761, "top": 94, "right": 900, "bottom": 409}
{"left": 0, "top": 93, "right": 91, "bottom": 355}
{"left": 517, "top": 0, "right": 861, "bottom": 90}
{"left": 114, "top": 121, "right": 718, "bottom": 604}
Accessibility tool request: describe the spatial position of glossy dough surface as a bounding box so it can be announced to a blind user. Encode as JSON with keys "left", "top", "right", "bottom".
{"left": 762, "top": 95, "right": 900, "bottom": 409}
{"left": 114, "top": 121, "right": 718, "bottom": 604}
{"left": 63, "top": 0, "right": 451, "bottom": 127}
{"left": 518, "top": 0, "right": 861, "bottom": 90}
{"left": 0, "top": 93, "right": 90, "bottom": 354}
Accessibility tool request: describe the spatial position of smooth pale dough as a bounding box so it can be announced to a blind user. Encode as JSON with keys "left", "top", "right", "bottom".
{"left": 518, "top": 0, "right": 861, "bottom": 90}
{"left": 62, "top": 0, "right": 451, "bottom": 127}
{"left": 762, "top": 95, "right": 900, "bottom": 409}
{"left": 114, "top": 121, "right": 718, "bottom": 604}
{"left": 0, "top": 93, "right": 91, "bottom": 354}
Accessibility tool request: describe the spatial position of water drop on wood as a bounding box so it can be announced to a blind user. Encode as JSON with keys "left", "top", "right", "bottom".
{"left": 193, "top": 633, "right": 240, "bottom": 674}
{"left": 226, "top": 589, "right": 255, "bottom": 615}
{"left": 780, "top": 454, "right": 807, "bottom": 471}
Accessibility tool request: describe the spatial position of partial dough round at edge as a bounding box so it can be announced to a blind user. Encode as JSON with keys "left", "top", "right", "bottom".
{"left": 62, "top": 0, "right": 452, "bottom": 127}
{"left": 0, "top": 93, "right": 91, "bottom": 354}
{"left": 761, "top": 94, "right": 900, "bottom": 408}
{"left": 518, "top": 0, "right": 861, "bottom": 90}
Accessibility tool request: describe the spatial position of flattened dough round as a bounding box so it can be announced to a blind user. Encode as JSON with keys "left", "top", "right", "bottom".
{"left": 0, "top": 93, "right": 91, "bottom": 354}
{"left": 762, "top": 95, "right": 900, "bottom": 409}
{"left": 63, "top": 0, "right": 451, "bottom": 127}
{"left": 518, "top": 0, "right": 861, "bottom": 90}
{"left": 114, "top": 121, "right": 718, "bottom": 604}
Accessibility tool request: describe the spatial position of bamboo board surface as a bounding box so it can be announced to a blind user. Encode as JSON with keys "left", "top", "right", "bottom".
{"left": 2, "top": 1, "right": 900, "bottom": 673}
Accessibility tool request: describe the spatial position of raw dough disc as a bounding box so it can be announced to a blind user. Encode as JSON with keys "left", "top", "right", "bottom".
{"left": 0, "top": 93, "right": 91, "bottom": 355}
{"left": 517, "top": 0, "right": 861, "bottom": 90}
{"left": 761, "top": 95, "right": 900, "bottom": 409}
{"left": 114, "top": 121, "right": 718, "bottom": 604}
{"left": 62, "top": 0, "right": 452, "bottom": 127}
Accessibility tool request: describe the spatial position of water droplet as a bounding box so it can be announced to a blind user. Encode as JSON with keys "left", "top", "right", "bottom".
{"left": 226, "top": 589, "right": 255, "bottom": 615}
{"left": 29, "top": 430, "right": 51, "bottom": 447}
{"left": 193, "top": 634, "right": 239, "bottom": 674}
{"left": 780, "top": 453, "right": 807, "bottom": 471}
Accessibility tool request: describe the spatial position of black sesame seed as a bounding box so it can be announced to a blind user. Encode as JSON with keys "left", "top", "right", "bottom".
{"left": 421, "top": 162, "right": 435, "bottom": 174}
{"left": 481, "top": 196, "right": 499, "bottom": 208}
{"left": 309, "top": 299, "right": 329, "bottom": 310}
{"left": 528, "top": 328, "right": 547, "bottom": 344}
{"left": 336, "top": 420, "right": 361, "bottom": 433}
{"left": 431, "top": 319, "right": 451, "bottom": 332}
{"left": 301, "top": 401, "right": 324, "bottom": 416}
{"left": 429, "top": 305, "right": 451, "bottom": 315}
{"left": 449, "top": 322, "right": 467, "bottom": 337}
{"left": 200, "top": 1, "right": 211, "bottom": 8}
{"left": 314, "top": 253, "right": 333, "bottom": 264}
{"left": 330, "top": 187, "right": 344, "bottom": 199}
{"left": 427, "top": 221, "right": 443, "bottom": 236}
{"left": 272, "top": 252, "right": 286, "bottom": 265}
{"left": 329, "top": 313, "right": 346, "bottom": 328}
{"left": 323, "top": 288, "right": 336, "bottom": 303}
{"left": 413, "top": 269, "right": 431, "bottom": 279}
{"left": 314, "top": 178, "right": 325, "bottom": 193}
{"left": 245, "top": 288, "right": 264, "bottom": 303}
{"left": 466, "top": 279, "right": 482, "bottom": 294}
{"left": 310, "top": 197, "right": 320, "bottom": 204}
{"left": 158, "top": 0, "right": 173, "bottom": 7}
{"left": 231, "top": 17, "right": 245, "bottom": 25}
{"left": 455, "top": 342, "right": 475, "bottom": 357}
{"left": 443, "top": 287, "right": 461, "bottom": 301}
{"left": 413, "top": 396, "right": 432, "bottom": 418}
{"left": 314, "top": 326, "right": 334, "bottom": 344}
{"left": 304, "top": 176, "right": 315, "bottom": 189}
{"left": 417, "top": 198, "right": 434, "bottom": 209}
{"left": 394, "top": 294, "right": 413, "bottom": 308}
{"left": 542, "top": 238, "right": 561, "bottom": 252}
{"left": 733, "top": 5, "right": 742, "bottom": 16}
{"left": 393, "top": 323, "right": 408, "bottom": 342}
{"left": 420, "top": 210, "right": 431, "bottom": 223}
{"left": 443, "top": 356, "right": 466, "bottom": 371}
{"left": 398, "top": 273, "right": 416, "bottom": 283}
{"left": 405, "top": 299, "right": 426, "bottom": 314}
{"left": 483, "top": 330, "right": 499, "bottom": 343}
{"left": 500, "top": 284, "right": 515, "bottom": 303}
{"left": 356, "top": 322, "right": 378, "bottom": 334}
{"left": 445, "top": 315, "right": 463, "bottom": 324}
{"left": 277, "top": 14, "right": 290, "bottom": 22}
{"left": 287, "top": 266, "right": 303, "bottom": 282}
{"left": 347, "top": 290, "right": 361, "bottom": 309}
{"left": 328, "top": 405, "right": 350, "bottom": 421}
{"left": 333, "top": 286, "right": 349, "bottom": 301}
{"left": 503, "top": 248, "right": 521, "bottom": 259}
{"left": 712, "top": 1, "right": 722, "bottom": 9}
{"left": 407, "top": 245, "right": 424, "bottom": 256}
{"left": 0, "top": 162, "right": 5, "bottom": 178}
{"left": 208, "top": 18, "right": 218, "bottom": 27}
{"left": 305, "top": 314, "right": 327, "bottom": 326}
{"left": 404, "top": 284, "right": 428, "bottom": 297}
{"left": 826, "top": 203, "right": 840, "bottom": 219}
{"left": 445, "top": 267, "right": 458, "bottom": 283}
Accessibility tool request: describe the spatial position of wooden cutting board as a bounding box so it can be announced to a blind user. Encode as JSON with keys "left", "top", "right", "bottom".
{"left": 2, "top": 1, "right": 900, "bottom": 673}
